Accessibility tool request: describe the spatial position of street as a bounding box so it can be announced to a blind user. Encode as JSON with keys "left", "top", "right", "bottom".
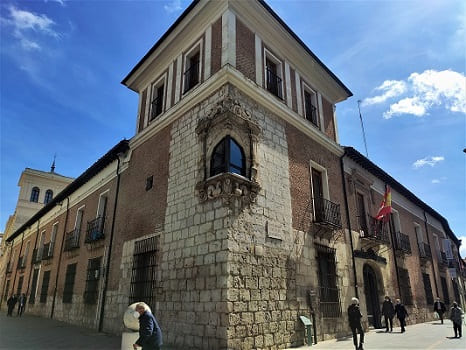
{"left": 294, "top": 320, "right": 466, "bottom": 350}
{"left": 0, "top": 312, "right": 464, "bottom": 349}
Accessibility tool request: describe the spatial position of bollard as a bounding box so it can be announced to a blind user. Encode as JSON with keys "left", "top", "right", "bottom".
{"left": 299, "top": 315, "right": 313, "bottom": 346}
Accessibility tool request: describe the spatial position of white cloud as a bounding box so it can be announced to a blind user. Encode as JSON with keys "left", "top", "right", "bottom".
{"left": 44, "top": 0, "right": 65, "bottom": 6}
{"left": 362, "top": 80, "right": 407, "bottom": 106}
{"left": 459, "top": 236, "right": 466, "bottom": 258}
{"left": 431, "top": 179, "right": 440, "bottom": 184}
{"left": 363, "top": 69, "right": 466, "bottom": 119}
{"left": 412, "top": 156, "right": 445, "bottom": 169}
{"left": 164, "top": 0, "right": 183, "bottom": 13}
{"left": 1, "top": 6, "right": 59, "bottom": 50}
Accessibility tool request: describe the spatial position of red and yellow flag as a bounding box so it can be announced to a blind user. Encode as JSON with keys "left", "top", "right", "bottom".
{"left": 375, "top": 186, "right": 392, "bottom": 221}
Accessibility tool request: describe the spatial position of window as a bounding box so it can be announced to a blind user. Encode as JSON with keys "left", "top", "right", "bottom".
{"left": 303, "top": 87, "right": 319, "bottom": 127}
{"left": 63, "top": 263, "right": 77, "bottom": 304}
{"left": 146, "top": 176, "right": 154, "bottom": 191}
{"left": 452, "top": 279, "right": 460, "bottom": 304}
{"left": 40, "top": 270, "right": 51, "bottom": 303}
{"left": 397, "top": 267, "right": 413, "bottom": 305}
{"left": 84, "top": 257, "right": 101, "bottom": 304}
{"left": 440, "top": 277, "right": 450, "bottom": 305}
{"left": 422, "top": 273, "right": 434, "bottom": 305}
{"left": 150, "top": 79, "right": 165, "bottom": 120}
{"left": 265, "top": 55, "right": 283, "bottom": 99}
{"left": 44, "top": 189, "right": 53, "bottom": 204}
{"left": 16, "top": 276, "right": 24, "bottom": 296}
{"left": 356, "top": 193, "right": 368, "bottom": 235}
{"left": 184, "top": 49, "right": 200, "bottom": 93}
{"left": 129, "top": 236, "right": 159, "bottom": 310}
{"left": 210, "top": 136, "right": 246, "bottom": 177}
{"left": 3, "top": 280, "right": 10, "bottom": 301}
{"left": 29, "top": 269, "right": 39, "bottom": 304}
{"left": 24, "top": 241, "right": 30, "bottom": 264}
{"left": 443, "top": 239, "right": 453, "bottom": 260}
{"left": 30, "top": 187, "right": 40, "bottom": 202}
{"left": 86, "top": 194, "right": 107, "bottom": 243}
{"left": 316, "top": 245, "right": 341, "bottom": 317}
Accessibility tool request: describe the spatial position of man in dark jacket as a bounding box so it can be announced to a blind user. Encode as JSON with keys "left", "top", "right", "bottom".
{"left": 434, "top": 297, "right": 446, "bottom": 324}
{"left": 133, "top": 303, "right": 163, "bottom": 350}
{"left": 381, "top": 296, "right": 395, "bottom": 332}
{"left": 394, "top": 299, "right": 408, "bottom": 333}
{"left": 450, "top": 302, "right": 463, "bottom": 338}
{"left": 348, "top": 297, "right": 364, "bottom": 350}
{"left": 6, "top": 294, "right": 17, "bottom": 316}
{"left": 17, "top": 293, "right": 26, "bottom": 316}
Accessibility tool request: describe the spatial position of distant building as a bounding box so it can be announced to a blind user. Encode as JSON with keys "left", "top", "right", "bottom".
{"left": 1, "top": 1, "right": 463, "bottom": 349}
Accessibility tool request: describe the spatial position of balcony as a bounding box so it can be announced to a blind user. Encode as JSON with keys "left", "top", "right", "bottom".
{"left": 266, "top": 67, "right": 283, "bottom": 99}
{"left": 448, "top": 259, "right": 459, "bottom": 270}
{"left": 64, "top": 228, "right": 81, "bottom": 251}
{"left": 183, "top": 61, "right": 199, "bottom": 93}
{"left": 438, "top": 251, "right": 448, "bottom": 270}
{"left": 85, "top": 216, "right": 105, "bottom": 243}
{"left": 41, "top": 242, "right": 54, "bottom": 260}
{"left": 17, "top": 256, "right": 26, "bottom": 270}
{"left": 360, "top": 216, "right": 390, "bottom": 244}
{"left": 419, "top": 242, "right": 432, "bottom": 261}
{"left": 32, "top": 248, "right": 42, "bottom": 264}
{"left": 394, "top": 232, "right": 412, "bottom": 254}
{"left": 313, "top": 197, "right": 342, "bottom": 229}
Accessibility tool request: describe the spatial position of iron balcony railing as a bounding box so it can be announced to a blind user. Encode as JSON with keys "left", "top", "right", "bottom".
{"left": 319, "top": 286, "right": 342, "bottom": 318}
{"left": 361, "top": 216, "right": 391, "bottom": 243}
{"left": 85, "top": 216, "right": 105, "bottom": 243}
{"left": 395, "top": 232, "right": 412, "bottom": 254}
{"left": 419, "top": 242, "right": 432, "bottom": 259}
{"left": 313, "top": 197, "right": 342, "bottom": 229}
{"left": 32, "top": 248, "right": 42, "bottom": 264}
{"left": 64, "top": 228, "right": 81, "bottom": 251}
{"left": 42, "top": 242, "right": 54, "bottom": 260}
{"left": 448, "top": 259, "right": 459, "bottom": 269}
{"left": 17, "top": 256, "right": 26, "bottom": 270}
{"left": 305, "top": 103, "right": 318, "bottom": 126}
{"left": 440, "top": 251, "right": 448, "bottom": 265}
{"left": 266, "top": 67, "right": 283, "bottom": 99}
{"left": 150, "top": 96, "right": 163, "bottom": 120}
{"left": 183, "top": 61, "right": 200, "bottom": 93}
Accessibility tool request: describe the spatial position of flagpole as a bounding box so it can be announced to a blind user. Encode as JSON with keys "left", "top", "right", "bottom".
{"left": 357, "top": 100, "right": 369, "bottom": 158}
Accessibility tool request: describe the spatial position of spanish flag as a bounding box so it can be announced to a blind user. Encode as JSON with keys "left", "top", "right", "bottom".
{"left": 375, "top": 186, "right": 392, "bottom": 221}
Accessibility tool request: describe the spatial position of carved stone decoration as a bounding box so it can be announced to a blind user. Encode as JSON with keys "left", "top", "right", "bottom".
{"left": 196, "top": 173, "right": 260, "bottom": 206}
{"left": 195, "top": 97, "right": 261, "bottom": 207}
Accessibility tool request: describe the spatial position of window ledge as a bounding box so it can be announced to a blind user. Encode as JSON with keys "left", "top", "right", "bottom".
{"left": 196, "top": 172, "right": 260, "bottom": 205}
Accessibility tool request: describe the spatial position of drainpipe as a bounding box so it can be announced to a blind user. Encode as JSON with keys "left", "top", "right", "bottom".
{"left": 51, "top": 197, "right": 70, "bottom": 319}
{"left": 24, "top": 220, "right": 41, "bottom": 310}
{"left": 340, "top": 155, "right": 359, "bottom": 299}
{"left": 98, "top": 155, "right": 123, "bottom": 332}
{"left": 423, "top": 210, "right": 439, "bottom": 297}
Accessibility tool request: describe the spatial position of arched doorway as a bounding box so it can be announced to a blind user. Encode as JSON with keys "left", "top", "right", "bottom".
{"left": 363, "top": 264, "right": 381, "bottom": 328}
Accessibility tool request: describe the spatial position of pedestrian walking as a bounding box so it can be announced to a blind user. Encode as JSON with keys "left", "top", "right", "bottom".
{"left": 450, "top": 302, "right": 463, "bottom": 338}
{"left": 394, "top": 299, "right": 408, "bottom": 333}
{"left": 434, "top": 297, "right": 446, "bottom": 324}
{"left": 17, "top": 293, "right": 26, "bottom": 316}
{"left": 6, "top": 294, "right": 17, "bottom": 317}
{"left": 133, "top": 303, "right": 163, "bottom": 350}
{"left": 348, "top": 297, "right": 364, "bottom": 350}
{"left": 381, "top": 296, "right": 395, "bottom": 332}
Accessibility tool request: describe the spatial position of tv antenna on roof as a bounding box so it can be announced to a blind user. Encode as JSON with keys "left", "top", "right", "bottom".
{"left": 357, "top": 100, "right": 369, "bottom": 158}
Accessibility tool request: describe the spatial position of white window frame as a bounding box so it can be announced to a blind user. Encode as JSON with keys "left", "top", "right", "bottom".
{"left": 309, "top": 161, "right": 330, "bottom": 201}
{"left": 149, "top": 73, "right": 167, "bottom": 122}
{"left": 263, "top": 48, "right": 284, "bottom": 100}
{"left": 302, "top": 82, "right": 320, "bottom": 129}
{"left": 391, "top": 209, "right": 401, "bottom": 233}
{"left": 74, "top": 205, "right": 85, "bottom": 232}
{"left": 96, "top": 190, "right": 109, "bottom": 218}
{"left": 433, "top": 234, "right": 441, "bottom": 259}
{"left": 443, "top": 238, "right": 453, "bottom": 260}
{"left": 182, "top": 39, "right": 203, "bottom": 95}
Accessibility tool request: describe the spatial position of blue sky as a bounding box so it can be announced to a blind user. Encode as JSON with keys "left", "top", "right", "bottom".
{"left": 1, "top": 0, "right": 465, "bottom": 255}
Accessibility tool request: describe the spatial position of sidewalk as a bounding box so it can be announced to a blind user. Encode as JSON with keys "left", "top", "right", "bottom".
{"left": 0, "top": 313, "right": 120, "bottom": 349}
{"left": 287, "top": 320, "right": 466, "bottom": 350}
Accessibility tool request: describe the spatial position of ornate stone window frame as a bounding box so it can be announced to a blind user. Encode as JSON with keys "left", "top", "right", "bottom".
{"left": 195, "top": 97, "right": 261, "bottom": 205}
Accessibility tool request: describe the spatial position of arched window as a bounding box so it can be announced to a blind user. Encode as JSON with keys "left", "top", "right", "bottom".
{"left": 210, "top": 136, "right": 246, "bottom": 177}
{"left": 30, "top": 187, "right": 40, "bottom": 203}
{"left": 44, "top": 189, "right": 53, "bottom": 204}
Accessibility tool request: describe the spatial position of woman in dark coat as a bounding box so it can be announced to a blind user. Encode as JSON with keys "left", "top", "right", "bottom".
{"left": 6, "top": 294, "right": 17, "bottom": 316}
{"left": 133, "top": 303, "right": 163, "bottom": 350}
{"left": 381, "top": 296, "right": 395, "bottom": 332}
{"left": 348, "top": 297, "right": 364, "bottom": 350}
{"left": 394, "top": 298, "right": 408, "bottom": 333}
